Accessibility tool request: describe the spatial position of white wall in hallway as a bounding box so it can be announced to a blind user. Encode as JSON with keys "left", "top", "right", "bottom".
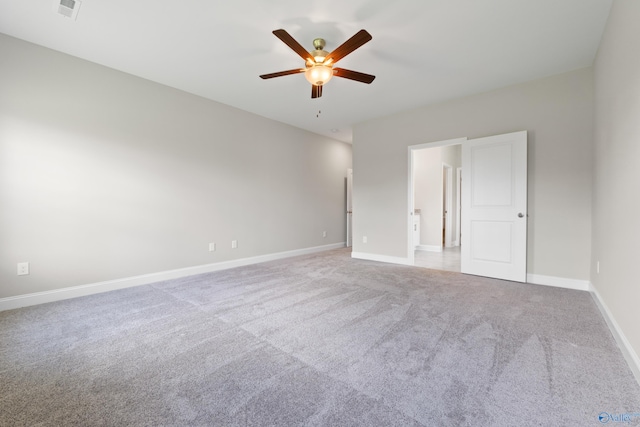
{"left": 413, "top": 145, "right": 461, "bottom": 249}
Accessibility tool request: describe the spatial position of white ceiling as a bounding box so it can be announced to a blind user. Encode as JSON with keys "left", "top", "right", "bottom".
{"left": 0, "top": 0, "right": 612, "bottom": 143}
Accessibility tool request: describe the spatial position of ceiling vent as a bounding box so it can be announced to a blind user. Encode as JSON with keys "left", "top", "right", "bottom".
{"left": 55, "top": 0, "right": 81, "bottom": 20}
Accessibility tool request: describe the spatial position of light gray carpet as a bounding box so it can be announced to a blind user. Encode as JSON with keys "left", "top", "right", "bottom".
{"left": 1, "top": 248, "right": 639, "bottom": 426}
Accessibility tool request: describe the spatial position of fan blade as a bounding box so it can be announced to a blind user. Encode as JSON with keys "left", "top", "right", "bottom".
{"left": 325, "top": 29, "right": 372, "bottom": 64}
{"left": 260, "top": 69, "right": 305, "bottom": 79}
{"left": 333, "top": 68, "right": 376, "bottom": 84}
{"left": 311, "top": 84, "right": 323, "bottom": 99}
{"left": 273, "top": 29, "right": 314, "bottom": 63}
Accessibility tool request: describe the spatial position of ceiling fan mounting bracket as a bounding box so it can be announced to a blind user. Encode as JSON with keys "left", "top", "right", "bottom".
{"left": 312, "top": 38, "right": 326, "bottom": 50}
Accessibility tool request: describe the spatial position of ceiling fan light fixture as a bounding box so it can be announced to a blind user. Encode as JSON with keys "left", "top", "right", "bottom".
{"left": 260, "top": 29, "right": 374, "bottom": 98}
{"left": 305, "top": 64, "right": 333, "bottom": 86}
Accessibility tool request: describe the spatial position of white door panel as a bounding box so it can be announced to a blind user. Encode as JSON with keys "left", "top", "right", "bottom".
{"left": 461, "top": 131, "right": 527, "bottom": 282}
{"left": 471, "top": 221, "right": 512, "bottom": 263}
{"left": 471, "top": 144, "right": 513, "bottom": 206}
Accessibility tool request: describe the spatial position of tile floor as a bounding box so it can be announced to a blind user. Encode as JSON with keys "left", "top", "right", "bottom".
{"left": 414, "top": 246, "right": 461, "bottom": 272}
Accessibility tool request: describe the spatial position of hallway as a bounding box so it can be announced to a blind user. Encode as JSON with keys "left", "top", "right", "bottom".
{"left": 414, "top": 246, "right": 461, "bottom": 272}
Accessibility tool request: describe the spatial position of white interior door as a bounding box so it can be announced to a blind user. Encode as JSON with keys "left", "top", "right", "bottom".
{"left": 461, "top": 131, "right": 527, "bottom": 282}
{"left": 346, "top": 168, "right": 353, "bottom": 247}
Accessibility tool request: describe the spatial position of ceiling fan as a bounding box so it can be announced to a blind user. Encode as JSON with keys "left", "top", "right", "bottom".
{"left": 260, "top": 29, "right": 376, "bottom": 99}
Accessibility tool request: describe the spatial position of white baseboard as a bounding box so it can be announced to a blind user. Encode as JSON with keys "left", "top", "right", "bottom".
{"left": 589, "top": 283, "right": 640, "bottom": 386}
{"left": 351, "top": 252, "right": 414, "bottom": 266}
{"left": 0, "top": 242, "right": 346, "bottom": 312}
{"left": 526, "top": 273, "right": 590, "bottom": 291}
{"left": 415, "top": 245, "right": 442, "bottom": 252}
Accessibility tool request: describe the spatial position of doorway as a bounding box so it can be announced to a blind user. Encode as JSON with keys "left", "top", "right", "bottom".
{"left": 409, "top": 131, "right": 528, "bottom": 282}
{"left": 409, "top": 138, "right": 465, "bottom": 270}
{"left": 346, "top": 168, "right": 353, "bottom": 248}
{"left": 442, "top": 163, "right": 453, "bottom": 248}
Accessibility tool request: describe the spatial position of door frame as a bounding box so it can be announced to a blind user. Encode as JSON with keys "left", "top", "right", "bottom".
{"left": 408, "top": 137, "right": 467, "bottom": 265}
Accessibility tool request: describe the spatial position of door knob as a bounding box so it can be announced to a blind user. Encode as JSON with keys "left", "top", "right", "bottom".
{"left": 518, "top": 213, "right": 524, "bottom": 218}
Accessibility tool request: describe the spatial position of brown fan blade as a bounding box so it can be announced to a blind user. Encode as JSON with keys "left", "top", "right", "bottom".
{"left": 311, "top": 84, "right": 323, "bottom": 99}
{"left": 333, "top": 68, "right": 376, "bottom": 84}
{"left": 260, "top": 69, "right": 305, "bottom": 79}
{"left": 273, "top": 29, "right": 314, "bottom": 63}
{"left": 325, "top": 29, "right": 372, "bottom": 64}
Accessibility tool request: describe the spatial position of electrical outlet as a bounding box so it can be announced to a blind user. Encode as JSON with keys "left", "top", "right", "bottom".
{"left": 322, "top": 231, "right": 327, "bottom": 238}
{"left": 362, "top": 236, "right": 368, "bottom": 243}
{"left": 17, "top": 262, "right": 29, "bottom": 276}
{"left": 231, "top": 240, "right": 237, "bottom": 249}
{"left": 209, "top": 243, "right": 216, "bottom": 252}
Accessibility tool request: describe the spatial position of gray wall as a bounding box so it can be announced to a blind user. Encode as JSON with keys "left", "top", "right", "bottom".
{"left": 0, "top": 34, "right": 352, "bottom": 299}
{"left": 592, "top": 0, "right": 640, "bottom": 366}
{"left": 353, "top": 68, "right": 593, "bottom": 281}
